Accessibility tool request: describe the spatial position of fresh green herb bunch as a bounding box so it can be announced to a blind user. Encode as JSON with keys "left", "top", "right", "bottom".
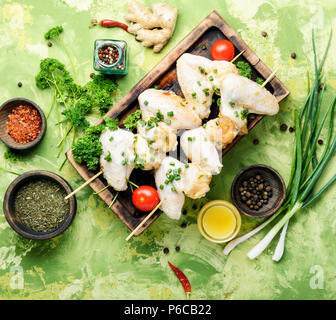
{"left": 104, "top": 117, "right": 119, "bottom": 131}
{"left": 85, "top": 74, "right": 118, "bottom": 115}
{"left": 35, "top": 58, "right": 93, "bottom": 157}
{"left": 44, "top": 26, "right": 64, "bottom": 40}
{"left": 235, "top": 61, "right": 252, "bottom": 79}
{"left": 44, "top": 25, "right": 77, "bottom": 82}
{"left": 256, "top": 77, "right": 264, "bottom": 85}
{"left": 72, "top": 117, "right": 120, "bottom": 171}
{"left": 4, "top": 150, "right": 21, "bottom": 162}
{"left": 72, "top": 125, "right": 105, "bottom": 171}
{"left": 123, "top": 110, "right": 142, "bottom": 131}
{"left": 35, "top": 58, "right": 72, "bottom": 90}
{"left": 35, "top": 58, "right": 118, "bottom": 160}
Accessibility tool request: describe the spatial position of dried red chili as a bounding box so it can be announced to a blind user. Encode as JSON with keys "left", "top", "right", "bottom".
{"left": 100, "top": 19, "right": 129, "bottom": 33}
{"left": 168, "top": 261, "right": 191, "bottom": 299}
{"left": 89, "top": 19, "right": 129, "bottom": 33}
{"left": 6, "top": 105, "right": 41, "bottom": 144}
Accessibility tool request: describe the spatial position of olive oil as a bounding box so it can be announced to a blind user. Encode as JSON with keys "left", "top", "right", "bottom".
{"left": 197, "top": 200, "right": 241, "bottom": 243}
{"left": 202, "top": 206, "right": 236, "bottom": 239}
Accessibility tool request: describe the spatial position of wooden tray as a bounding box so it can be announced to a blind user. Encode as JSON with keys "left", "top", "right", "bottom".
{"left": 66, "top": 11, "right": 289, "bottom": 236}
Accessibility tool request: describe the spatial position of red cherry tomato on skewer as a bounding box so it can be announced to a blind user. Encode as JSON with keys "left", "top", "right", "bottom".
{"left": 132, "top": 186, "right": 160, "bottom": 212}
{"left": 210, "top": 39, "right": 235, "bottom": 61}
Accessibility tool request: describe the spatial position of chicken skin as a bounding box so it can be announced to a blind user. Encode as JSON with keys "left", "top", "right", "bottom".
{"left": 100, "top": 129, "right": 135, "bottom": 191}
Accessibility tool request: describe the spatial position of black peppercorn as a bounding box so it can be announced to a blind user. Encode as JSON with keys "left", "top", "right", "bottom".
{"left": 181, "top": 222, "right": 187, "bottom": 229}
{"left": 18, "top": 82, "right": 22, "bottom": 87}
{"left": 175, "top": 246, "right": 180, "bottom": 252}
{"left": 291, "top": 52, "right": 297, "bottom": 59}
{"left": 318, "top": 139, "right": 323, "bottom": 145}
{"left": 163, "top": 248, "right": 169, "bottom": 254}
{"left": 253, "top": 139, "right": 259, "bottom": 145}
{"left": 90, "top": 72, "right": 95, "bottom": 78}
{"left": 239, "top": 174, "right": 273, "bottom": 211}
{"left": 47, "top": 41, "right": 52, "bottom": 47}
{"left": 261, "top": 31, "right": 268, "bottom": 37}
{"left": 280, "top": 124, "right": 288, "bottom": 131}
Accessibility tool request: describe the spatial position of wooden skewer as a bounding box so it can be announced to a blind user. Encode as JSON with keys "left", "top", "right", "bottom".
{"left": 125, "top": 201, "right": 162, "bottom": 241}
{"left": 65, "top": 170, "right": 103, "bottom": 200}
{"left": 231, "top": 50, "right": 245, "bottom": 63}
{"left": 261, "top": 67, "right": 279, "bottom": 88}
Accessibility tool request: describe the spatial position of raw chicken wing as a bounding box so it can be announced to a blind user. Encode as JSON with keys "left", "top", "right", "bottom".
{"left": 100, "top": 129, "right": 135, "bottom": 191}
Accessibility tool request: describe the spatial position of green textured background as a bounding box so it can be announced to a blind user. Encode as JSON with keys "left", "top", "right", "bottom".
{"left": 0, "top": 0, "right": 335, "bottom": 300}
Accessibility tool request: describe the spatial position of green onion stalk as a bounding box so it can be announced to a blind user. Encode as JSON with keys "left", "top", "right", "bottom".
{"left": 224, "top": 28, "right": 335, "bottom": 261}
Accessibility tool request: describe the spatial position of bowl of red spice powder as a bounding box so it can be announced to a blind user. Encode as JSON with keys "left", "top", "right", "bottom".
{"left": 0, "top": 98, "right": 46, "bottom": 150}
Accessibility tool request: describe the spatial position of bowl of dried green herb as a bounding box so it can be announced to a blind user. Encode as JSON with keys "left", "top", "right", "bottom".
{"left": 3, "top": 170, "right": 76, "bottom": 240}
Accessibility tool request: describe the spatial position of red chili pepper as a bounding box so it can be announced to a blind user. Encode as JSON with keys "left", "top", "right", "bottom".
{"left": 100, "top": 19, "right": 129, "bottom": 33}
{"left": 168, "top": 261, "right": 191, "bottom": 299}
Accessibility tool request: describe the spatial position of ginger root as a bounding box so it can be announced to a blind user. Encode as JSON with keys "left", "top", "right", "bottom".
{"left": 125, "top": 1, "right": 178, "bottom": 53}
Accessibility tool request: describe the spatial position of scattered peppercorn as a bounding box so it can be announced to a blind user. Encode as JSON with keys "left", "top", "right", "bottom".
{"left": 47, "top": 41, "right": 52, "bottom": 47}
{"left": 280, "top": 124, "right": 288, "bottom": 131}
{"left": 163, "top": 248, "right": 169, "bottom": 254}
{"left": 253, "top": 139, "right": 259, "bottom": 145}
{"left": 239, "top": 175, "right": 273, "bottom": 211}
{"left": 182, "top": 209, "right": 187, "bottom": 215}
{"left": 289, "top": 126, "right": 295, "bottom": 133}
{"left": 175, "top": 246, "right": 180, "bottom": 252}
{"left": 261, "top": 31, "right": 267, "bottom": 37}
{"left": 318, "top": 139, "right": 323, "bottom": 145}
{"left": 18, "top": 82, "right": 22, "bottom": 87}
{"left": 291, "top": 52, "right": 297, "bottom": 59}
{"left": 90, "top": 72, "right": 95, "bottom": 78}
{"left": 181, "top": 222, "right": 187, "bottom": 229}
{"left": 319, "top": 83, "right": 324, "bottom": 91}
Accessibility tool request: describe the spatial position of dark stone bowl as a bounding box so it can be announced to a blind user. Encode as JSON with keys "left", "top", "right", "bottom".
{"left": 231, "top": 164, "right": 286, "bottom": 218}
{"left": 3, "top": 170, "right": 77, "bottom": 240}
{"left": 0, "top": 98, "right": 46, "bottom": 150}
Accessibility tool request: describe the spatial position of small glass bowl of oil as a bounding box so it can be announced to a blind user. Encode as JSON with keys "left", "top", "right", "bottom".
{"left": 197, "top": 200, "right": 241, "bottom": 243}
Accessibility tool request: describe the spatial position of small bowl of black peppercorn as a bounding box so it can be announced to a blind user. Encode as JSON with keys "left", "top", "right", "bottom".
{"left": 231, "top": 164, "right": 286, "bottom": 218}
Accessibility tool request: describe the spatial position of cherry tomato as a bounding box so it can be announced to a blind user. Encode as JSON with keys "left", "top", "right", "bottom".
{"left": 210, "top": 40, "right": 235, "bottom": 61}
{"left": 132, "top": 186, "right": 160, "bottom": 212}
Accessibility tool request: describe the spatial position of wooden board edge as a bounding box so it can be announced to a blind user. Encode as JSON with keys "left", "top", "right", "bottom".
{"left": 66, "top": 11, "right": 291, "bottom": 236}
